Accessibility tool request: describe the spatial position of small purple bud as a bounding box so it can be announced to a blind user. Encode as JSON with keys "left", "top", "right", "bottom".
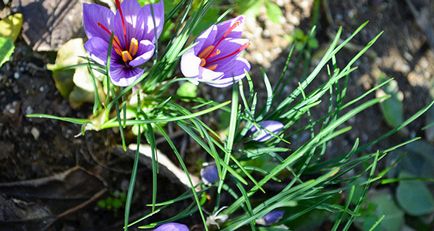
{"left": 256, "top": 210, "right": 284, "bottom": 226}
{"left": 154, "top": 222, "right": 189, "bottom": 231}
{"left": 250, "top": 120, "right": 284, "bottom": 142}
{"left": 200, "top": 163, "right": 219, "bottom": 185}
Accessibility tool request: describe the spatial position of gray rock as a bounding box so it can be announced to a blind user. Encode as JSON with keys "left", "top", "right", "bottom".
{"left": 11, "top": 0, "right": 83, "bottom": 51}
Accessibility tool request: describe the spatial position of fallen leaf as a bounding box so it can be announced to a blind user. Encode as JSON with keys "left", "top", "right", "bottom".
{"left": 47, "top": 38, "right": 98, "bottom": 107}
{"left": 0, "top": 13, "right": 23, "bottom": 41}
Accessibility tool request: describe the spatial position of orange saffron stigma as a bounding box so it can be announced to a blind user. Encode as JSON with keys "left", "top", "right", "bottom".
{"left": 97, "top": 22, "right": 143, "bottom": 64}
{"left": 198, "top": 19, "right": 245, "bottom": 71}
{"left": 223, "top": 20, "right": 241, "bottom": 38}
{"left": 115, "top": 0, "right": 128, "bottom": 48}
{"left": 207, "top": 42, "right": 249, "bottom": 65}
{"left": 97, "top": 22, "right": 123, "bottom": 55}
{"left": 203, "top": 19, "right": 242, "bottom": 61}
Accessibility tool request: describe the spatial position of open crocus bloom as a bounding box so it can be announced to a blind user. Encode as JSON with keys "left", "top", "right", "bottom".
{"left": 83, "top": 0, "right": 164, "bottom": 86}
{"left": 154, "top": 222, "right": 189, "bottom": 231}
{"left": 250, "top": 120, "right": 284, "bottom": 142}
{"left": 181, "top": 16, "right": 251, "bottom": 88}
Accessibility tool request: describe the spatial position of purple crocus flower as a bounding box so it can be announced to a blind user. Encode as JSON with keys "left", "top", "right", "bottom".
{"left": 250, "top": 120, "right": 284, "bottom": 142}
{"left": 154, "top": 222, "right": 189, "bottom": 231}
{"left": 180, "top": 16, "right": 251, "bottom": 88}
{"left": 200, "top": 163, "right": 219, "bottom": 185}
{"left": 83, "top": 0, "right": 164, "bottom": 86}
{"left": 256, "top": 210, "right": 284, "bottom": 226}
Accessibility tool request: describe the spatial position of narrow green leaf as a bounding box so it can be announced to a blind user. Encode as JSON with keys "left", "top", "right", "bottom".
{"left": 0, "top": 36, "right": 14, "bottom": 67}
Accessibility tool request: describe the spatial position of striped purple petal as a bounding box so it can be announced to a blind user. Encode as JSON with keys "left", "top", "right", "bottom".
{"left": 154, "top": 222, "right": 189, "bottom": 231}
{"left": 250, "top": 120, "right": 284, "bottom": 142}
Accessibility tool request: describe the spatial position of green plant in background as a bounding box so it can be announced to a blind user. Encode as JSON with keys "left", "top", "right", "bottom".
{"left": 27, "top": 0, "right": 434, "bottom": 230}
{"left": 376, "top": 72, "right": 404, "bottom": 129}
{"left": 375, "top": 70, "right": 434, "bottom": 230}
{"left": 234, "top": 0, "right": 284, "bottom": 23}
{"left": 292, "top": 28, "right": 319, "bottom": 51}
{"left": 97, "top": 191, "right": 127, "bottom": 215}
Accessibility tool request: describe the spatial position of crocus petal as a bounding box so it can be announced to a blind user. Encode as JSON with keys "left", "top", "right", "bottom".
{"left": 143, "top": 0, "right": 165, "bottom": 40}
{"left": 200, "top": 163, "right": 219, "bottom": 185}
{"left": 206, "top": 57, "right": 250, "bottom": 88}
{"left": 113, "top": 0, "right": 164, "bottom": 46}
{"left": 206, "top": 38, "right": 249, "bottom": 66}
{"left": 256, "top": 210, "right": 284, "bottom": 226}
{"left": 250, "top": 120, "right": 284, "bottom": 142}
{"left": 116, "top": 0, "right": 143, "bottom": 42}
{"left": 215, "top": 15, "right": 244, "bottom": 40}
{"left": 154, "top": 222, "right": 189, "bottom": 231}
{"left": 194, "top": 25, "right": 218, "bottom": 54}
{"left": 84, "top": 37, "right": 109, "bottom": 65}
{"left": 180, "top": 16, "right": 249, "bottom": 88}
{"left": 180, "top": 49, "right": 202, "bottom": 78}
{"left": 198, "top": 67, "right": 224, "bottom": 82}
{"left": 129, "top": 40, "right": 155, "bottom": 67}
{"left": 83, "top": 3, "right": 114, "bottom": 41}
{"left": 110, "top": 54, "right": 144, "bottom": 87}
{"left": 112, "top": 1, "right": 138, "bottom": 47}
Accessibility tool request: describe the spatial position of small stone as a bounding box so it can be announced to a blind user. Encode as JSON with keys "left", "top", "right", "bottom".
{"left": 31, "top": 127, "right": 40, "bottom": 140}
{"left": 12, "top": 0, "right": 83, "bottom": 51}
{"left": 4, "top": 101, "right": 19, "bottom": 116}
{"left": 25, "top": 106, "right": 33, "bottom": 115}
{"left": 14, "top": 72, "right": 20, "bottom": 79}
{"left": 12, "top": 85, "right": 19, "bottom": 93}
{"left": 120, "top": 179, "right": 129, "bottom": 191}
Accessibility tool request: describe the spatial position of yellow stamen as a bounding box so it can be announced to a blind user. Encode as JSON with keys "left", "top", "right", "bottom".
{"left": 206, "top": 64, "right": 218, "bottom": 71}
{"left": 114, "top": 47, "right": 123, "bottom": 56}
{"left": 200, "top": 58, "right": 206, "bottom": 67}
{"left": 198, "top": 45, "right": 215, "bottom": 59}
{"left": 208, "top": 49, "right": 221, "bottom": 58}
{"left": 121, "top": 50, "right": 133, "bottom": 63}
{"left": 129, "top": 38, "right": 139, "bottom": 56}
